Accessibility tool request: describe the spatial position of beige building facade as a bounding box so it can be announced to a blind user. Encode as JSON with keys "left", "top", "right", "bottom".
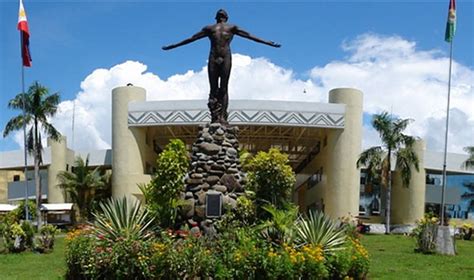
{"left": 1, "top": 84, "right": 472, "bottom": 226}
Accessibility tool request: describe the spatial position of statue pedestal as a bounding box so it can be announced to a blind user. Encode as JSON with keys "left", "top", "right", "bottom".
{"left": 182, "top": 123, "right": 246, "bottom": 232}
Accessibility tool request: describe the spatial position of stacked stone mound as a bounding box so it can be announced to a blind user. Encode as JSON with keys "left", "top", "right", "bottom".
{"left": 183, "top": 123, "right": 246, "bottom": 232}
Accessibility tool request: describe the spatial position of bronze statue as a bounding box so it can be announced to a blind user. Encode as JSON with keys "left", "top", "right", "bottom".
{"left": 162, "top": 9, "right": 281, "bottom": 124}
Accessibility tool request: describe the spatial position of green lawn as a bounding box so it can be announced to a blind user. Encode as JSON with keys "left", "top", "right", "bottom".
{"left": 0, "top": 235, "right": 473, "bottom": 279}
{"left": 0, "top": 237, "right": 66, "bottom": 280}
{"left": 361, "top": 234, "right": 474, "bottom": 280}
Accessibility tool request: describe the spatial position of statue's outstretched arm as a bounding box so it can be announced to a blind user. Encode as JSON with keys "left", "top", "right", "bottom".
{"left": 162, "top": 28, "right": 207, "bottom": 50}
{"left": 234, "top": 26, "right": 281, "bottom": 48}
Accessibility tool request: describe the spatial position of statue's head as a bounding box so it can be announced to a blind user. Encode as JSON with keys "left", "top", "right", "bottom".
{"left": 215, "top": 9, "right": 228, "bottom": 22}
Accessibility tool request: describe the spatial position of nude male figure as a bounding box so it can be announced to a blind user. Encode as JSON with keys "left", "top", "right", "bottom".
{"left": 162, "top": 9, "right": 280, "bottom": 124}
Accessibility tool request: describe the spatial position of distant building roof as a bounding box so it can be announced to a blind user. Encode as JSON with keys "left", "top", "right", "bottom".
{"left": 40, "top": 203, "right": 74, "bottom": 211}
{"left": 0, "top": 204, "right": 18, "bottom": 212}
{"left": 424, "top": 150, "right": 473, "bottom": 175}
{"left": 75, "top": 149, "right": 112, "bottom": 167}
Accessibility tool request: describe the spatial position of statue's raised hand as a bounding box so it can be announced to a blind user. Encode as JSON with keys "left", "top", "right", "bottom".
{"left": 270, "top": 41, "right": 281, "bottom": 48}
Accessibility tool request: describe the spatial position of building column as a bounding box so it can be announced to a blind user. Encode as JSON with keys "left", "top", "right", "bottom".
{"left": 325, "top": 88, "right": 363, "bottom": 219}
{"left": 391, "top": 139, "right": 426, "bottom": 224}
{"left": 112, "top": 85, "right": 149, "bottom": 198}
{"left": 47, "top": 136, "right": 67, "bottom": 203}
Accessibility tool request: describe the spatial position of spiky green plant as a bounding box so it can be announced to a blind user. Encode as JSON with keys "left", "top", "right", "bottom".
{"left": 92, "top": 196, "right": 155, "bottom": 241}
{"left": 258, "top": 204, "right": 299, "bottom": 245}
{"left": 295, "top": 211, "right": 347, "bottom": 254}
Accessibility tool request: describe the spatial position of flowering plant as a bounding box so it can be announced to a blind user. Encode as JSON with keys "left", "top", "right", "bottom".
{"left": 412, "top": 213, "right": 438, "bottom": 253}
{"left": 461, "top": 223, "right": 473, "bottom": 240}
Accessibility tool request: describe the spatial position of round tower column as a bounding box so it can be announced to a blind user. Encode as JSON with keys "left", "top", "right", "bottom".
{"left": 112, "top": 85, "right": 147, "bottom": 198}
{"left": 391, "top": 139, "right": 426, "bottom": 224}
{"left": 47, "top": 136, "right": 67, "bottom": 203}
{"left": 325, "top": 88, "right": 363, "bottom": 219}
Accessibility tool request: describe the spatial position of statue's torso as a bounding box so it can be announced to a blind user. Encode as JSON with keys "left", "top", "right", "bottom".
{"left": 207, "top": 23, "right": 234, "bottom": 59}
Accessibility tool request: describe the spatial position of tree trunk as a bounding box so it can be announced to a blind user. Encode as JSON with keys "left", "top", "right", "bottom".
{"left": 35, "top": 149, "right": 43, "bottom": 229}
{"left": 385, "top": 149, "right": 392, "bottom": 234}
{"left": 34, "top": 120, "right": 43, "bottom": 229}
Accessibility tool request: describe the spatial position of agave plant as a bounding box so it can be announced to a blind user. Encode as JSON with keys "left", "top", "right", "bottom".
{"left": 92, "top": 196, "right": 155, "bottom": 241}
{"left": 295, "top": 210, "right": 347, "bottom": 254}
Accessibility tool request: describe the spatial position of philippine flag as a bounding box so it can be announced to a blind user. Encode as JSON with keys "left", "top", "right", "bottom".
{"left": 18, "top": 0, "right": 32, "bottom": 67}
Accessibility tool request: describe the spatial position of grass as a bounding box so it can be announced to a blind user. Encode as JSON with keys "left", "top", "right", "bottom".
{"left": 0, "top": 235, "right": 473, "bottom": 279}
{"left": 0, "top": 237, "right": 66, "bottom": 280}
{"left": 361, "top": 234, "right": 474, "bottom": 280}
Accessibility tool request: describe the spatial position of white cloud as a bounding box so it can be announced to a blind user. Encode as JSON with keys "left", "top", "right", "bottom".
{"left": 311, "top": 33, "right": 474, "bottom": 153}
{"left": 10, "top": 33, "right": 474, "bottom": 154}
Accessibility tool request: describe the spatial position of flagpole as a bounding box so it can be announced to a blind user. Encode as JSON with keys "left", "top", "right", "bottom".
{"left": 20, "top": 30, "right": 30, "bottom": 221}
{"left": 72, "top": 100, "right": 75, "bottom": 150}
{"left": 440, "top": 39, "right": 454, "bottom": 226}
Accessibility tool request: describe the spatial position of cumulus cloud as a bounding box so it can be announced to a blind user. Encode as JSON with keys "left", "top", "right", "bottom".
{"left": 10, "top": 33, "right": 474, "bottom": 153}
{"left": 311, "top": 33, "right": 474, "bottom": 152}
{"left": 25, "top": 54, "right": 319, "bottom": 152}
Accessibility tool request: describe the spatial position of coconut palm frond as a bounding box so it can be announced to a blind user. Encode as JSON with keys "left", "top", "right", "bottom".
{"left": 396, "top": 146, "right": 420, "bottom": 187}
{"left": 463, "top": 146, "right": 474, "bottom": 169}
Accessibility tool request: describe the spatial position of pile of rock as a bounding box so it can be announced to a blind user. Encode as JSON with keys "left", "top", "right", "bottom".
{"left": 182, "top": 123, "right": 246, "bottom": 232}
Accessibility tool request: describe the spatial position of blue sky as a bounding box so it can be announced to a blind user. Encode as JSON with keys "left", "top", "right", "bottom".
{"left": 1, "top": 0, "right": 473, "bottom": 153}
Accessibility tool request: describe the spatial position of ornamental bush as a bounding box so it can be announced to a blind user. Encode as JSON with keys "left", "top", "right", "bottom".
{"left": 65, "top": 226, "right": 369, "bottom": 279}
{"left": 244, "top": 148, "right": 296, "bottom": 218}
{"left": 412, "top": 213, "right": 438, "bottom": 254}
{"left": 139, "top": 139, "right": 189, "bottom": 228}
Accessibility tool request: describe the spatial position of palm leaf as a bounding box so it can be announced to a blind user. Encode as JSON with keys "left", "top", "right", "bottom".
{"left": 463, "top": 146, "right": 474, "bottom": 169}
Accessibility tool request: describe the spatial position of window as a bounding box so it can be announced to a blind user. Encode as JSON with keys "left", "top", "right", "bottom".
{"left": 307, "top": 167, "right": 323, "bottom": 189}
{"left": 13, "top": 175, "right": 20, "bottom": 181}
{"left": 66, "top": 164, "right": 69, "bottom": 171}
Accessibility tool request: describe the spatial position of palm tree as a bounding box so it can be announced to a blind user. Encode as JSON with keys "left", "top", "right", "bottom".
{"left": 57, "top": 155, "right": 108, "bottom": 222}
{"left": 463, "top": 146, "right": 474, "bottom": 169}
{"left": 3, "top": 81, "right": 61, "bottom": 228}
{"left": 357, "top": 112, "right": 419, "bottom": 234}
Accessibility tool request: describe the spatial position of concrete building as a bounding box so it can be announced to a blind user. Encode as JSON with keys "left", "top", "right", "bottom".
{"left": 1, "top": 85, "right": 472, "bottom": 225}
{"left": 0, "top": 137, "right": 111, "bottom": 204}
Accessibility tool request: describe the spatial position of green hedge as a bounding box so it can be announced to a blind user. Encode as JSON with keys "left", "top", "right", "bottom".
{"left": 65, "top": 228, "right": 368, "bottom": 280}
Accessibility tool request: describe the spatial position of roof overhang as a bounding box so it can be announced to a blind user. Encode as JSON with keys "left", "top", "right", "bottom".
{"left": 128, "top": 100, "right": 345, "bottom": 169}
{"left": 40, "top": 203, "right": 74, "bottom": 211}
{"left": 128, "top": 99, "right": 345, "bottom": 128}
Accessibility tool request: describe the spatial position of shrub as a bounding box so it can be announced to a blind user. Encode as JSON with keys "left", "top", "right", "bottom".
{"left": 10, "top": 200, "right": 37, "bottom": 221}
{"left": 139, "top": 139, "right": 189, "bottom": 228}
{"left": 244, "top": 148, "right": 296, "bottom": 218}
{"left": 65, "top": 226, "right": 368, "bottom": 280}
{"left": 258, "top": 204, "right": 299, "bottom": 245}
{"left": 36, "top": 224, "right": 57, "bottom": 253}
{"left": 412, "top": 213, "right": 438, "bottom": 254}
{"left": 21, "top": 221, "right": 36, "bottom": 248}
{"left": 215, "top": 195, "right": 257, "bottom": 231}
{"left": 461, "top": 223, "right": 473, "bottom": 240}
{"left": 1, "top": 222, "right": 27, "bottom": 253}
{"left": 65, "top": 194, "right": 369, "bottom": 279}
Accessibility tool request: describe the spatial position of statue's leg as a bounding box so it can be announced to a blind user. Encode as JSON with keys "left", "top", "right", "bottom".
{"left": 218, "top": 56, "right": 231, "bottom": 124}
{"left": 208, "top": 59, "right": 220, "bottom": 123}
